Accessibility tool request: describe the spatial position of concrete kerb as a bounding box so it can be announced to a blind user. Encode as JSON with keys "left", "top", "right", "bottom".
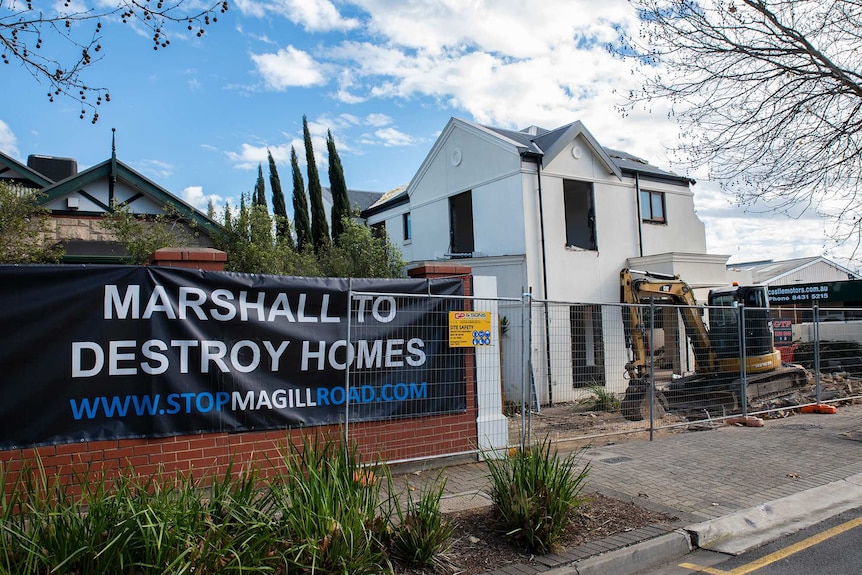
{"left": 541, "top": 474, "right": 862, "bottom": 575}
{"left": 541, "top": 531, "right": 693, "bottom": 575}
{"left": 685, "top": 473, "right": 862, "bottom": 555}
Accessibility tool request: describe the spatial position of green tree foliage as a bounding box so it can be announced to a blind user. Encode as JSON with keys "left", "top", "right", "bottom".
{"left": 322, "top": 217, "right": 406, "bottom": 278}
{"left": 214, "top": 193, "right": 319, "bottom": 276}
{"left": 291, "top": 146, "right": 312, "bottom": 252}
{"left": 101, "top": 200, "right": 199, "bottom": 265}
{"left": 0, "top": 182, "right": 64, "bottom": 263}
{"left": 254, "top": 163, "right": 267, "bottom": 208}
{"left": 327, "top": 130, "right": 351, "bottom": 244}
{"left": 217, "top": 194, "right": 278, "bottom": 274}
{"left": 304, "top": 115, "right": 331, "bottom": 253}
{"left": 212, "top": 202, "right": 404, "bottom": 278}
{"left": 268, "top": 149, "right": 294, "bottom": 249}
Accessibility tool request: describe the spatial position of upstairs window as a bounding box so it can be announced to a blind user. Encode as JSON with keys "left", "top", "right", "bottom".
{"left": 403, "top": 212, "right": 412, "bottom": 241}
{"left": 449, "top": 190, "right": 474, "bottom": 256}
{"left": 563, "top": 180, "right": 597, "bottom": 250}
{"left": 370, "top": 221, "right": 386, "bottom": 239}
{"left": 640, "top": 190, "right": 666, "bottom": 224}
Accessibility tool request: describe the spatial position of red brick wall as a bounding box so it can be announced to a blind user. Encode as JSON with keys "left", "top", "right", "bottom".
{"left": 0, "top": 260, "right": 477, "bottom": 490}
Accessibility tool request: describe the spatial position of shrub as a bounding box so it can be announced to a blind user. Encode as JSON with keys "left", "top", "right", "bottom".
{"left": 0, "top": 437, "right": 402, "bottom": 575}
{"left": 485, "top": 437, "right": 590, "bottom": 554}
{"left": 271, "top": 435, "right": 392, "bottom": 575}
{"left": 389, "top": 472, "right": 453, "bottom": 570}
{"left": 588, "top": 384, "right": 621, "bottom": 412}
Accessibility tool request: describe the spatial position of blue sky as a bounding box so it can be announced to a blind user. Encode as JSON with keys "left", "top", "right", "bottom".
{"left": 0, "top": 0, "right": 853, "bottom": 269}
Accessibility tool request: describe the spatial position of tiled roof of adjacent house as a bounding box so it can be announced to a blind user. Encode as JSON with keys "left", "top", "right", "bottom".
{"left": 728, "top": 256, "right": 860, "bottom": 284}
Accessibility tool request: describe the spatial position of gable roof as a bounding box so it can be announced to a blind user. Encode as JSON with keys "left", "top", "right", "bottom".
{"left": 605, "top": 148, "right": 695, "bottom": 185}
{"left": 728, "top": 256, "right": 861, "bottom": 284}
{"left": 321, "top": 187, "right": 383, "bottom": 212}
{"left": 484, "top": 120, "right": 623, "bottom": 179}
{"left": 364, "top": 117, "right": 692, "bottom": 215}
{"left": 0, "top": 150, "right": 54, "bottom": 188}
{"left": 39, "top": 156, "right": 221, "bottom": 234}
{"left": 364, "top": 184, "right": 409, "bottom": 216}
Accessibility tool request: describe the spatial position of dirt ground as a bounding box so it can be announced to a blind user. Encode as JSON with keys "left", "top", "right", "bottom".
{"left": 508, "top": 372, "right": 862, "bottom": 447}
{"left": 394, "top": 492, "right": 678, "bottom": 575}
{"left": 506, "top": 401, "right": 687, "bottom": 449}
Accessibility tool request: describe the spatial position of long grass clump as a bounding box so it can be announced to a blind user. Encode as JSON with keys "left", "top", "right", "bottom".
{"left": 485, "top": 437, "right": 591, "bottom": 554}
{"left": 270, "top": 435, "right": 392, "bottom": 575}
{"left": 389, "top": 472, "right": 453, "bottom": 570}
{"left": 0, "top": 436, "right": 453, "bottom": 575}
{"left": 0, "top": 438, "right": 466, "bottom": 575}
{"left": 0, "top": 458, "right": 284, "bottom": 575}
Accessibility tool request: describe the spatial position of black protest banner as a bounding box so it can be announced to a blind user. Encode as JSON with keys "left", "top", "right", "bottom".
{"left": 0, "top": 266, "right": 464, "bottom": 448}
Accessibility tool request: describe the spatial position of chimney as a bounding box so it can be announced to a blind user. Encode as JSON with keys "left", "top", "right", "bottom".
{"left": 27, "top": 155, "right": 78, "bottom": 182}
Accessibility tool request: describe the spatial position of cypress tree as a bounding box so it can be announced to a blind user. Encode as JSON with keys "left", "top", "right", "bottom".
{"left": 291, "top": 145, "right": 312, "bottom": 252}
{"left": 327, "top": 130, "right": 351, "bottom": 244}
{"left": 254, "top": 163, "right": 267, "bottom": 208}
{"left": 303, "top": 115, "right": 330, "bottom": 253}
{"left": 268, "top": 149, "right": 294, "bottom": 249}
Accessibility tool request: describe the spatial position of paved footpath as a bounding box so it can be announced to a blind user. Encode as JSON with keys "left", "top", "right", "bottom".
{"left": 390, "top": 403, "right": 862, "bottom": 575}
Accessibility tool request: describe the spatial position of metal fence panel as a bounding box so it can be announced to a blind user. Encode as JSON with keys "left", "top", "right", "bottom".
{"left": 344, "top": 286, "right": 862, "bottom": 463}
{"left": 345, "top": 290, "right": 525, "bottom": 463}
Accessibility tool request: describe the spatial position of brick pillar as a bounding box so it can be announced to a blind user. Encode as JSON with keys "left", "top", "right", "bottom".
{"left": 408, "top": 263, "right": 472, "bottom": 295}
{"left": 149, "top": 247, "right": 227, "bottom": 271}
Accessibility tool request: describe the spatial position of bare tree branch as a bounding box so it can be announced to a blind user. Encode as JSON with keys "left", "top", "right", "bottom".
{"left": 0, "top": 0, "right": 228, "bottom": 123}
{"left": 618, "top": 0, "right": 862, "bottom": 258}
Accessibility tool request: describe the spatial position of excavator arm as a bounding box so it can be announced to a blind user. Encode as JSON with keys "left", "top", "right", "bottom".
{"left": 620, "top": 269, "right": 716, "bottom": 380}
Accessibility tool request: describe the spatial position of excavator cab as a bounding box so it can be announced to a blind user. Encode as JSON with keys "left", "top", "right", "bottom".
{"left": 707, "top": 285, "right": 776, "bottom": 364}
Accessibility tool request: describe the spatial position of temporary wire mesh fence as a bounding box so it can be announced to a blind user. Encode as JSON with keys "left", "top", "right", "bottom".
{"left": 343, "top": 288, "right": 862, "bottom": 462}
{"left": 525, "top": 299, "right": 862, "bottom": 446}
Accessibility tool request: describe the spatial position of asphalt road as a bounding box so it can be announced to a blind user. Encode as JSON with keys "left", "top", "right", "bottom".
{"left": 644, "top": 507, "right": 862, "bottom": 575}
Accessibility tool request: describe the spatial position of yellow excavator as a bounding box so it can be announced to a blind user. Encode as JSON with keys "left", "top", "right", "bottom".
{"left": 619, "top": 269, "right": 807, "bottom": 421}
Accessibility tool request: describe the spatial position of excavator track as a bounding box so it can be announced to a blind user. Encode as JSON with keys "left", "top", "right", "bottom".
{"left": 621, "top": 364, "right": 809, "bottom": 422}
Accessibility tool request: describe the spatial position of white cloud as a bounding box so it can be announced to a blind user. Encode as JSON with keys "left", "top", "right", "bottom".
{"left": 374, "top": 127, "right": 416, "bottom": 147}
{"left": 251, "top": 46, "right": 327, "bottom": 90}
{"left": 0, "top": 120, "right": 19, "bottom": 158}
{"left": 315, "top": 3, "right": 659, "bottom": 155}
{"left": 135, "top": 159, "right": 174, "bottom": 180}
{"left": 365, "top": 113, "right": 392, "bottom": 127}
{"left": 236, "top": 0, "right": 360, "bottom": 31}
{"left": 226, "top": 142, "right": 297, "bottom": 170}
{"left": 354, "top": 0, "right": 633, "bottom": 58}
{"left": 182, "top": 186, "right": 224, "bottom": 212}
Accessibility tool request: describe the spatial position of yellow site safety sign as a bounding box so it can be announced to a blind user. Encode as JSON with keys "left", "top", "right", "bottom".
{"left": 448, "top": 311, "right": 493, "bottom": 347}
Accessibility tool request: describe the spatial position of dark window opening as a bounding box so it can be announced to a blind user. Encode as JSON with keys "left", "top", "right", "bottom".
{"left": 449, "top": 191, "right": 474, "bottom": 256}
{"left": 640, "top": 190, "right": 666, "bottom": 223}
{"left": 403, "top": 212, "right": 412, "bottom": 241}
{"left": 570, "top": 304, "right": 605, "bottom": 387}
{"left": 563, "top": 180, "right": 597, "bottom": 250}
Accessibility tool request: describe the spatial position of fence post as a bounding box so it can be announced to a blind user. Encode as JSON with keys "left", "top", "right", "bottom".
{"left": 344, "top": 279, "right": 353, "bottom": 447}
{"left": 522, "top": 291, "right": 533, "bottom": 447}
{"left": 543, "top": 300, "right": 554, "bottom": 407}
{"left": 814, "top": 302, "right": 821, "bottom": 403}
{"left": 739, "top": 303, "right": 748, "bottom": 417}
{"left": 649, "top": 297, "right": 655, "bottom": 441}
